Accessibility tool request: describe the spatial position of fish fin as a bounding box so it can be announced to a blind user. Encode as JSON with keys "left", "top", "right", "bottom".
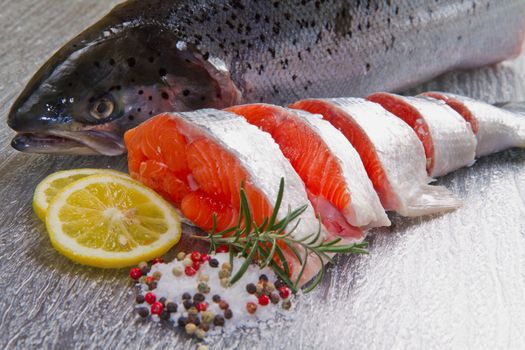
{"left": 397, "top": 184, "right": 462, "bottom": 217}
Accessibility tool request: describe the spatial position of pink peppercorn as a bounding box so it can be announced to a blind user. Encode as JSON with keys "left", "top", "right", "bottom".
{"left": 150, "top": 301, "right": 164, "bottom": 315}
{"left": 258, "top": 294, "right": 270, "bottom": 306}
{"left": 185, "top": 266, "right": 197, "bottom": 276}
{"left": 190, "top": 251, "right": 202, "bottom": 262}
{"left": 129, "top": 267, "right": 142, "bottom": 280}
{"left": 279, "top": 287, "right": 290, "bottom": 299}
{"left": 145, "top": 292, "right": 156, "bottom": 304}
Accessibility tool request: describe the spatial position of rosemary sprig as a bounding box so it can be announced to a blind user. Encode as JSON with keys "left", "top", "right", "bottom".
{"left": 191, "top": 178, "right": 369, "bottom": 293}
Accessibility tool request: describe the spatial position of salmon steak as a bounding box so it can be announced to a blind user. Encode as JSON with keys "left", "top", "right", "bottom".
{"left": 422, "top": 92, "right": 525, "bottom": 157}
{"left": 290, "top": 98, "right": 461, "bottom": 217}
{"left": 226, "top": 104, "right": 390, "bottom": 241}
{"left": 367, "top": 93, "right": 477, "bottom": 177}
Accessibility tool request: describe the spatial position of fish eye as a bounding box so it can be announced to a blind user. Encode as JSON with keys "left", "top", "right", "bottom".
{"left": 89, "top": 96, "right": 114, "bottom": 120}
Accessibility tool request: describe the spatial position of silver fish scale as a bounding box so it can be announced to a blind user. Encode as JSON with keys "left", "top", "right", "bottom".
{"left": 167, "top": 0, "right": 525, "bottom": 104}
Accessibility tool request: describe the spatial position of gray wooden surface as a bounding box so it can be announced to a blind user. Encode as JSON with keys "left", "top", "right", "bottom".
{"left": 1, "top": 1, "right": 525, "bottom": 349}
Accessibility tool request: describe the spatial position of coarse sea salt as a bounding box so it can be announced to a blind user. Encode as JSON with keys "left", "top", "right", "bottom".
{"left": 134, "top": 253, "right": 293, "bottom": 338}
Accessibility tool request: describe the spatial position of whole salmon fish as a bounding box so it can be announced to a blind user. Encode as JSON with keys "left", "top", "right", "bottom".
{"left": 7, "top": 0, "right": 525, "bottom": 155}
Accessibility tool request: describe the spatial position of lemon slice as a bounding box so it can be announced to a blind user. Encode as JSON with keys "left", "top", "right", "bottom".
{"left": 33, "top": 168, "right": 129, "bottom": 221}
{"left": 45, "top": 174, "right": 181, "bottom": 268}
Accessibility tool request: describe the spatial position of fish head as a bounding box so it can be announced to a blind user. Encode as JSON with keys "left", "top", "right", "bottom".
{"left": 8, "top": 13, "right": 241, "bottom": 155}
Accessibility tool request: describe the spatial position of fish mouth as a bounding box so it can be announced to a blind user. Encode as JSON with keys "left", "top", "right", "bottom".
{"left": 11, "top": 130, "right": 126, "bottom": 156}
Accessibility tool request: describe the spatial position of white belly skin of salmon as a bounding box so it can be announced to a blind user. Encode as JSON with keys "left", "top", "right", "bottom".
{"left": 8, "top": 0, "right": 525, "bottom": 155}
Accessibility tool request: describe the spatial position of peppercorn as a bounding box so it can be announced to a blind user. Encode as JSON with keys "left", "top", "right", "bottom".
{"left": 137, "top": 307, "right": 149, "bottom": 318}
{"left": 191, "top": 251, "right": 202, "bottom": 262}
{"left": 183, "top": 300, "right": 193, "bottom": 310}
{"left": 200, "top": 253, "right": 210, "bottom": 262}
{"left": 150, "top": 301, "right": 164, "bottom": 315}
{"left": 138, "top": 261, "right": 148, "bottom": 270}
{"left": 193, "top": 293, "right": 205, "bottom": 302}
{"left": 148, "top": 282, "right": 157, "bottom": 291}
{"left": 185, "top": 266, "right": 197, "bottom": 276}
{"left": 144, "top": 292, "right": 156, "bottom": 304}
{"left": 220, "top": 278, "right": 229, "bottom": 288}
{"left": 197, "top": 282, "right": 210, "bottom": 294}
{"left": 201, "top": 310, "right": 215, "bottom": 324}
{"left": 167, "top": 302, "right": 178, "bottom": 313}
{"left": 258, "top": 294, "right": 270, "bottom": 306}
{"left": 196, "top": 302, "right": 208, "bottom": 312}
{"left": 221, "top": 262, "right": 232, "bottom": 271}
{"left": 197, "top": 345, "right": 209, "bottom": 350}
{"left": 195, "top": 328, "right": 206, "bottom": 339}
{"left": 187, "top": 314, "right": 201, "bottom": 326}
{"left": 140, "top": 265, "right": 151, "bottom": 275}
{"left": 152, "top": 271, "right": 162, "bottom": 280}
{"left": 246, "top": 302, "right": 257, "bottom": 314}
{"left": 177, "top": 252, "right": 186, "bottom": 261}
{"left": 192, "top": 261, "right": 201, "bottom": 270}
{"left": 159, "top": 310, "right": 171, "bottom": 321}
{"left": 264, "top": 282, "right": 275, "bottom": 294}
{"left": 135, "top": 294, "right": 145, "bottom": 304}
{"left": 172, "top": 267, "right": 183, "bottom": 277}
{"left": 158, "top": 297, "right": 167, "bottom": 306}
{"left": 185, "top": 323, "right": 197, "bottom": 335}
{"left": 218, "top": 269, "right": 231, "bottom": 279}
{"left": 182, "top": 292, "right": 191, "bottom": 300}
{"left": 212, "top": 295, "right": 221, "bottom": 303}
{"left": 256, "top": 283, "right": 264, "bottom": 295}
{"left": 129, "top": 267, "right": 142, "bottom": 280}
{"left": 177, "top": 316, "right": 188, "bottom": 328}
{"left": 282, "top": 299, "right": 292, "bottom": 310}
{"left": 200, "top": 323, "right": 210, "bottom": 332}
{"left": 209, "top": 259, "right": 219, "bottom": 268}
{"left": 259, "top": 274, "right": 269, "bottom": 283}
{"left": 219, "top": 300, "right": 229, "bottom": 310}
{"left": 274, "top": 279, "right": 285, "bottom": 290}
{"left": 183, "top": 258, "right": 193, "bottom": 267}
{"left": 269, "top": 293, "right": 280, "bottom": 304}
{"left": 279, "top": 287, "right": 290, "bottom": 299}
{"left": 198, "top": 274, "right": 209, "bottom": 282}
{"left": 151, "top": 257, "right": 164, "bottom": 265}
{"left": 213, "top": 315, "right": 225, "bottom": 327}
{"left": 246, "top": 283, "right": 257, "bottom": 294}
{"left": 224, "top": 308, "right": 233, "bottom": 319}
{"left": 188, "top": 307, "right": 198, "bottom": 315}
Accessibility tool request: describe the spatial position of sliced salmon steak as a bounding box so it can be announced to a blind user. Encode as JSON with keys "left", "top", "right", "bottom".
{"left": 422, "top": 92, "right": 525, "bottom": 157}
{"left": 367, "top": 92, "right": 477, "bottom": 177}
{"left": 125, "top": 109, "right": 324, "bottom": 284}
{"left": 290, "top": 98, "right": 461, "bottom": 217}
{"left": 226, "top": 104, "right": 390, "bottom": 242}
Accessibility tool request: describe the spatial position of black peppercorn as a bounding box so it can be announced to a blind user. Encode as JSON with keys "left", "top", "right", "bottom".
{"left": 246, "top": 283, "right": 257, "bottom": 294}
{"left": 212, "top": 294, "right": 221, "bottom": 303}
{"left": 137, "top": 307, "right": 149, "bottom": 318}
{"left": 193, "top": 293, "right": 205, "bottom": 303}
{"left": 183, "top": 300, "right": 193, "bottom": 310}
{"left": 274, "top": 279, "right": 285, "bottom": 290}
{"left": 209, "top": 259, "right": 219, "bottom": 268}
{"left": 224, "top": 309, "right": 233, "bottom": 319}
{"left": 213, "top": 315, "right": 225, "bottom": 327}
{"left": 159, "top": 310, "right": 170, "bottom": 321}
{"left": 178, "top": 316, "right": 188, "bottom": 328}
{"left": 259, "top": 274, "right": 269, "bottom": 283}
{"left": 158, "top": 297, "right": 167, "bottom": 305}
{"left": 182, "top": 292, "right": 191, "bottom": 300}
{"left": 135, "top": 295, "right": 145, "bottom": 304}
{"left": 187, "top": 314, "right": 201, "bottom": 326}
{"left": 167, "top": 302, "right": 178, "bottom": 313}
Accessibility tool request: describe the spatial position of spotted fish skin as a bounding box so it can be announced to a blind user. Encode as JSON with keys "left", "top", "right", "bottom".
{"left": 8, "top": 0, "right": 525, "bottom": 155}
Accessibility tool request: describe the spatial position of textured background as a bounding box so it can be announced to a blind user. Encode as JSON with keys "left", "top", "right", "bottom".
{"left": 1, "top": 1, "right": 525, "bottom": 349}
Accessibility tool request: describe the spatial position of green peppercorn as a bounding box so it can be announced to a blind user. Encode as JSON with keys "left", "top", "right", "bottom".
{"left": 188, "top": 307, "right": 198, "bottom": 315}
{"left": 195, "top": 328, "right": 206, "bottom": 339}
{"left": 218, "top": 269, "right": 231, "bottom": 279}
{"left": 172, "top": 267, "right": 183, "bottom": 277}
{"left": 185, "top": 323, "right": 197, "bottom": 335}
{"left": 198, "top": 274, "right": 209, "bottom": 282}
{"left": 282, "top": 299, "right": 292, "bottom": 310}
{"left": 197, "top": 282, "right": 211, "bottom": 294}
{"left": 220, "top": 278, "right": 229, "bottom": 288}
{"left": 138, "top": 261, "right": 148, "bottom": 270}
{"left": 201, "top": 310, "right": 215, "bottom": 324}
{"left": 221, "top": 262, "right": 232, "bottom": 271}
{"left": 177, "top": 252, "right": 186, "bottom": 261}
{"left": 152, "top": 271, "right": 162, "bottom": 280}
{"left": 264, "top": 282, "right": 275, "bottom": 294}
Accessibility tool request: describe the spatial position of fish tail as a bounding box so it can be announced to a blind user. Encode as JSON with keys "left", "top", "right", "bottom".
{"left": 397, "top": 184, "right": 462, "bottom": 217}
